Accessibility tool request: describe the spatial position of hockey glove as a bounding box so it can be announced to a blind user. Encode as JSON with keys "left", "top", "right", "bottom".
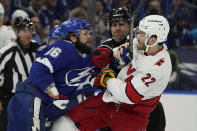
{"left": 92, "top": 45, "right": 114, "bottom": 68}
{"left": 117, "top": 47, "right": 132, "bottom": 66}
{"left": 45, "top": 99, "right": 70, "bottom": 121}
{"left": 94, "top": 69, "right": 116, "bottom": 90}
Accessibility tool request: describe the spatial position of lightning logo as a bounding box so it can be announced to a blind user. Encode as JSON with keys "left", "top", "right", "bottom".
{"left": 65, "top": 67, "right": 94, "bottom": 86}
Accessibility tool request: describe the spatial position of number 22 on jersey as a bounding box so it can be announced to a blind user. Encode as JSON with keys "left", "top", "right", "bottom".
{"left": 125, "top": 64, "right": 156, "bottom": 87}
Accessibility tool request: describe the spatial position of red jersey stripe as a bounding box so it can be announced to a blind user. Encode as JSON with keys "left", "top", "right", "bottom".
{"left": 126, "top": 81, "right": 144, "bottom": 103}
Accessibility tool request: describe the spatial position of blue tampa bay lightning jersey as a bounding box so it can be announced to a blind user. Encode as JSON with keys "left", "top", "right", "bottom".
{"left": 30, "top": 40, "right": 96, "bottom": 99}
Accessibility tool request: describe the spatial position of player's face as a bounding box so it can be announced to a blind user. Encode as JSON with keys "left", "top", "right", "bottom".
{"left": 75, "top": 29, "right": 92, "bottom": 54}
{"left": 111, "top": 21, "right": 130, "bottom": 42}
{"left": 79, "top": 29, "right": 92, "bottom": 48}
{"left": 18, "top": 28, "right": 33, "bottom": 48}
{"left": 136, "top": 30, "right": 146, "bottom": 50}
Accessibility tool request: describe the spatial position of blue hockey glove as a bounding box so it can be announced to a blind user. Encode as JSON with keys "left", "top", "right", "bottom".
{"left": 45, "top": 99, "right": 70, "bottom": 121}
{"left": 117, "top": 47, "right": 132, "bottom": 65}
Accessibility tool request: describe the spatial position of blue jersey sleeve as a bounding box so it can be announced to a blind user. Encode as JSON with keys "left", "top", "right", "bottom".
{"left": 30, "top": 40, "right": 78, "bottom": 91}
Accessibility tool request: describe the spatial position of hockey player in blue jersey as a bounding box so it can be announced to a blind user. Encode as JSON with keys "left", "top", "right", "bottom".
{"left": 48, "top": 25, "right": 60, "bottom": 45}
{"left": 7, "top": 18, "right": 113, "bottom": 131}
{"left": 36, "top": 25, "right": 61, "bottom": 58}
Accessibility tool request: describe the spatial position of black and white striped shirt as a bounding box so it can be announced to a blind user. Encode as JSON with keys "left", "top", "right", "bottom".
{"left": 0, "top": 39, "right": 41, "bottom": 99}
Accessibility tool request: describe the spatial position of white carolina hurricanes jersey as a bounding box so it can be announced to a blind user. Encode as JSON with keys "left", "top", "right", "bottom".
{"left": 0, "top": 25, "right": 16, "bottom": 49}
{"left": 103, "top": 40, "right": 172, "bottom": 104}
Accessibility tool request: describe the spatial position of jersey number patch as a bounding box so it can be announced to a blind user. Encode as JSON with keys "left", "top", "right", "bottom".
{"left": 141, "top": 73, "right": 156, "bottom": 87}
{"left": 125, "top": 64, "right": 156, "bottom": 87}
{"left": 44, "top": 47, "right": 62, "bottom": 58}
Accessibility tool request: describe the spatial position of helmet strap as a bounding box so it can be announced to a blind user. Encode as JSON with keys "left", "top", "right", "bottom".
{"left": 144, "top": 37, "right": 158, "bottom": 52}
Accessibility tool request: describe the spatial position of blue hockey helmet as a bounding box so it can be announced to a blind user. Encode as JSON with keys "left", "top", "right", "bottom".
{"left": 48, "top": 25, "right": 61, "bottom": 40}
{"left": 59, "top": 18, "right": 91, "bottom": 37}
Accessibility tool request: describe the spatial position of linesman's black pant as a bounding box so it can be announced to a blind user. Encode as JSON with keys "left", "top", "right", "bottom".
{"left": 147, "top": 101, "right": 166, "bottom": 131}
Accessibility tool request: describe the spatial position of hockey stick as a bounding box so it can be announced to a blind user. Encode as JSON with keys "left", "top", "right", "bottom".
{"left": 129, "top": 0, "right": 146, "bottom": 53}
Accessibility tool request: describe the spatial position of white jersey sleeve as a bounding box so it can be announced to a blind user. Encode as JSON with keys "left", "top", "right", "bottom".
{"left": 103, "top": 44, "right": 172, "bottom": 104}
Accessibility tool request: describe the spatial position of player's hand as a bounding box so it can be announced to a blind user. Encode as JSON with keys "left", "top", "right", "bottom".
{"left": 92, "top": 45, "right": 114, "bottom": 68}
{"left": 114, "top": 42, "right": 129, "bottom": 59}
{"left": 118, "top": 47, "right": 132, "bottom": 66}
{"left": 113, "top": 43, "right": 132, "bottom": 66}
{"left": 94, "top": 69, "right": 116, "bottom": 90}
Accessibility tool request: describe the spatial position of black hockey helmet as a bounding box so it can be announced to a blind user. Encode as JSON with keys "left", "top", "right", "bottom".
{"left": 13, "top": 17, "right": 35, "bottom": 33}
{"left": 108, "top": 7, "right": 132, "bottom": 26}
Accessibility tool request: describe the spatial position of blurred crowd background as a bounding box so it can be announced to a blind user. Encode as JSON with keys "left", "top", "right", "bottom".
{"left": 1, "top": 0, "right": 197, "bottom": 91}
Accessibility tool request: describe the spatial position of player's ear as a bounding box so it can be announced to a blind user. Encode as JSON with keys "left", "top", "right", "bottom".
{"left": 70, "top": 35, "right": 77, "bottom": 43}
{"left": 148, "top": 36, "right": 157, "bottom": 45}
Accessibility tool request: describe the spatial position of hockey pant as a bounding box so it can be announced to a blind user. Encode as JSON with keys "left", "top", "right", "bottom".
{"left": 67, "top": 93, "right": 147, "bottom": 131}
{"left": 7, "top": 92, "right": 51, "bottom": 131}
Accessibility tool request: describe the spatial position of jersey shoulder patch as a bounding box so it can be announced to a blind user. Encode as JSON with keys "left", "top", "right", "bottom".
{"left": 154, "top": 58, "right": 165, "bottom": 66}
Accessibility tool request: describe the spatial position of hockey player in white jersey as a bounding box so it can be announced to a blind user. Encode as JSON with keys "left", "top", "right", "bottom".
{"left": 51, "top": 14, "right": 172, "bottom": 131}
